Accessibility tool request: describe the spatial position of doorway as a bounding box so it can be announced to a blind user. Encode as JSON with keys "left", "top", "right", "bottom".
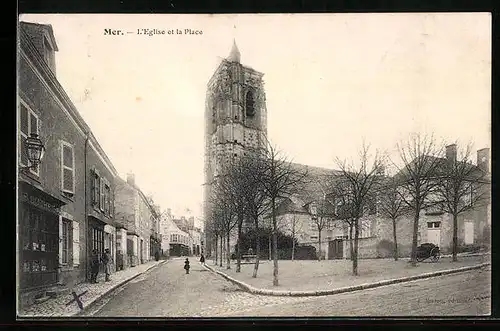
{"left": 328, "top": 239, "right": 343, "bottom": 259}
{"left": 464, "top": 221, "right": 474, "bottom": 245}
{"left": 427, "top": 221, "right": 441, "bottom": 246}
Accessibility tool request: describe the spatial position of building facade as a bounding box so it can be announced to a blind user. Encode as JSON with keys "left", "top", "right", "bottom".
{"left": 114, "top": 174, "right": 161, "bottom": 267}
{"left": 203, "top": 41, "right": 268, "bottom": 257}
{"left": 276, "top": 147, "right": 491, "bottom": 260}
{"left": 18, "top": 22, "right": 125, "bottom": 306}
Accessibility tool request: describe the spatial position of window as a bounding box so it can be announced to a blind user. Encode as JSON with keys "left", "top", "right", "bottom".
{"left": 310, "top": 236, "right": 318, "bottom": 240}
{"left": 61, "top": 142, "right": 75, "bottom": 195}
{"left": 104, "top": 181, "right": 111, "bottom": 215}
{"left": 427, "top": 222, "right": 441, "bottom": 229}
{"left": 359, "top": 219, "right": 372, "bottom": 238}
{"left": 91, "top": 169, "right": 100, "bottom": 207}
{"left": 19, "top": 102, "right": 40, "bottom": 174}
{"left": 100, "top": 178, "right": 105, "bottom": 211}
{"left": 245, "top": 90, "right": 256, "bottom": 117}
{"left": 91, "top": 227, "right": 104, "bottom": 259}
{"left": 61, "top": 219, "right": 71, "bottom": 264}
{"left": 43, "top": 37, "right": 52, "bottom": 66}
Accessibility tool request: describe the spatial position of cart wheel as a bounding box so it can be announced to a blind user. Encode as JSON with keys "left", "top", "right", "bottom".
{"left": 416, "top": 256, "right": 424, "bottom": 262}
{"left": 431, "top": 248, "right": 440, "bottom": 262}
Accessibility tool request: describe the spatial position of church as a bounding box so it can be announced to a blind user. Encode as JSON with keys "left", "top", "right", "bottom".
{"left": 203, "top": 41, "right": 491, "bottom": 261}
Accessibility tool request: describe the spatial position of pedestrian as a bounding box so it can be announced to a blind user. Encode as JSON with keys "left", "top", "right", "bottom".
{"left": 199, "top": 253, "right": 205, "bottom": 266}
{"left": 184, "top": 258, "right": 190, "bottom": 274}
{"left": 90, "top": 249, "right": 100, "bottom": 283}
{"left": 102, "top": 248, "right": 111, "bottom": 282}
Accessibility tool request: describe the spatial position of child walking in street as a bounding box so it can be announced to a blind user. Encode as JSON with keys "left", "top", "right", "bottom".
{"left": 184, "top": 258, "right": 190, "bottom": 274}
{"left": 199, "top": 253, "right": 205, "bottom": 266}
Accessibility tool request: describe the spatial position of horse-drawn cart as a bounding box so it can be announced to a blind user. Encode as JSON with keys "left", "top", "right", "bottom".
{"left": 416, "top": 243, "right": 441, "bottom": 262}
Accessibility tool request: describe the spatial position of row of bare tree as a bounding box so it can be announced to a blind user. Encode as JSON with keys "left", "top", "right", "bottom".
{"left": 205, "top": 133, "right": 489, "bottom": 286}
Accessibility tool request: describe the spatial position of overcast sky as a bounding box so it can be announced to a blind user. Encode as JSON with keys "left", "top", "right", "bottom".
{"left": 19, "top": 13, "right": 491, "bottom": 222}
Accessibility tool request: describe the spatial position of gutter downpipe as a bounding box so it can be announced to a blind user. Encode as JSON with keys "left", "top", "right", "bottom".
{"left": 84, "top": 133, "right": 89, "bottom": 281}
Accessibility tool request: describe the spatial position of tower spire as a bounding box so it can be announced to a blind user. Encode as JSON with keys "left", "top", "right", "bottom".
{"left": 227, "top": 39, "right": 241, "bottom": 63}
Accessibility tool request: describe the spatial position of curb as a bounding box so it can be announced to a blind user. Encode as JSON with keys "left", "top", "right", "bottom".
{"left": 74, "top": 259, "right": 168, "bottom": 316}
{"left": 203, "top": 262, "right": 490, "bottom": 297}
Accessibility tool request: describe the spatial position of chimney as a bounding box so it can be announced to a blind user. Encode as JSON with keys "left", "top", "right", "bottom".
{"left": 126, "top": 173, "right": 135, "bottom": 186}
{"left": 477, "top": 148, "right": 490, "bottom": 173}
{"left": 446, "top": 144, "right": 457, "bottom": 163}
{"left": 167, "top": 208, "right": 172, "bottom": 216}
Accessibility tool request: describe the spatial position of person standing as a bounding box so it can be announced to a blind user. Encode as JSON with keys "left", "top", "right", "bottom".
{"left": 102, "top": 248, "right": 111, "bottom": 282}
{"left": 184, "top": 258, "right": 190, "bottom": 274}
{"left": 90, "top": 249, "right": 100, "bottom": 283}
{"left": 199, "top": 253, "right": 205, "bottom": 266}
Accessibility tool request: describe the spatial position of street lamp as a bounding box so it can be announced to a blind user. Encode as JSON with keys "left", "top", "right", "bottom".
{"left": 22, "top": 133, "right": 45, "bottom": 170}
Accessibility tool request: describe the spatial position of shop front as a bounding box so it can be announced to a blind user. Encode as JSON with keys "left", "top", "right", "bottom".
{"left": 19, "top": 181, "right": 66, "bottom": 291}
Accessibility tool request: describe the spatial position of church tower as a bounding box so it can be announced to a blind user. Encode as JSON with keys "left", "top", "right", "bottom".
{"left": 203, "top": 40, "right": 268, "bottom": 256}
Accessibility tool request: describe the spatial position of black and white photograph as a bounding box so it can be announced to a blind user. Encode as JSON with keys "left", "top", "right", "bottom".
{"left": 16, "top": 13, "right": 491, "bottom": 318}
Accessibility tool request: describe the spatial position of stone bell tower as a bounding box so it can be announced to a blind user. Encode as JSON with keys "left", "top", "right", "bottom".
{"left": 203, "top": 40, "right": 268, "bottom": 256}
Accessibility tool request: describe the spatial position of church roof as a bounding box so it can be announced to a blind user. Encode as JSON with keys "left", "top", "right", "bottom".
{"left": 227, "top": 39, "right": 241, "bottom": 63}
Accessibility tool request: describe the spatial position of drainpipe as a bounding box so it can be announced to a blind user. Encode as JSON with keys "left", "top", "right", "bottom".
{"left": 84, "top": 133, "right": 89, "bottom": 280}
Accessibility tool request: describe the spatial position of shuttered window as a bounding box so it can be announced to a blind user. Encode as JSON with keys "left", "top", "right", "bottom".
{"left": 91, "top": 169, "right": 100, "bottom": 208}
{"left": 61, "top": 142, "right": 75, "bottom": 194}
{"left": 100, "top": 179, "right": 105, "bottom": 211}
{"left": 61, "top": 219, "right": 71, "bottom": 264}
{"left": 72, "top": 221, "right": 80, "bottom": 266}
{"left": 19, "top": 102, "right": 40, "bottom": 174}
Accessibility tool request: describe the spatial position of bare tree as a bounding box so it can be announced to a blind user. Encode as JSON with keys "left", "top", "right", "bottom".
{"left": 393, "top": 133, "right": 443, "bottom": 267}
{"left": 334, "top": 143, "right": 384, "bottom": 275}
{"left": 210, "top": 177, "right": 238, "bottom": 270}
{"left": 307, "top": 199, "right": 334, "bottom": 261}
{"left": 435, "top": 143, "right": 490, "bottom": 261}
{"left": 280, "top": 213, "right": 303, "bottom": 261}
{"left": 258, "top": 137, "right": 308, "bottom": 286}
{"left": 377, "top": 176, "right": 409, "bottom": 261}
{"left": 216, "top": 158, "right": 247, "bottom": 273}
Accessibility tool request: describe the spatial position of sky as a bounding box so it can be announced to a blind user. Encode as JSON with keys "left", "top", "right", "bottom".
{"left": 19, "top": 13, "right": 491, "bottom": 224}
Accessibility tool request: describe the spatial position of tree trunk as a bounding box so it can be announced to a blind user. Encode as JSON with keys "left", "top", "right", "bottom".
{"left": 349, "top": 223, "right": 354, "bottom": 261}
{"left": 452, "top": 213, "right": 458, "bottom": 262}
{"left": 268, "top": 233, "right": 272, "bottom": 261}
{"left": 226, "top": 233, "right": 231, "bottom": 269}
{"left": 291, "top": 235, "right": 295, "bottom": 261}
{"left": 353, "top": 219, "right": 359, "bottom": 276}
{"left": 392, "top": 219, "right": 398, "bottom": 261}
{"left": 253, "top": 220, "right": 261, "bottom": 278}
{"left": 219, "top": 234, "right": 223, "bottom": 267}
{"left": 318, "top": 229, "right": 322, "bottom": 261}
{"left": 214, "top": 235, "right": 218, "bottom": 265}
{"left": 272, "top": 199, "right": 279, "bottom": 286}
{"left": 236, "top": 214, "right": 243, "bottom": 272}
{"left": 410, "top": 210, "right": 420, "bottom": 267}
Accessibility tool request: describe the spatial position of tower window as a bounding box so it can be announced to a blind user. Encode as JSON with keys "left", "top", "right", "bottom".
{"left": 246, "top": 90, "right": 256, "bottom": 117}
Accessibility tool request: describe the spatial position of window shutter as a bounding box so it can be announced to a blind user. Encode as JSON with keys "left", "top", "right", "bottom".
{"left": 73, "top": 221, "right": 80, "bottom": 266}
{"left": 20, "top": 105, "right": 29, "bottom": 135}
{"left": 100, "top": 179, "right": 105, "bottom": 211}
{"left": 30, "top": 113, "right": 38, "bottom": 134}
{"left": 58, "top": 216, "right": 63, "bottom": 265}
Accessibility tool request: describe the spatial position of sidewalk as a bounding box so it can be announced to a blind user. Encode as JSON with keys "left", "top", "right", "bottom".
{"left": 205, "top": 254, "right": 490, "bottom": 296}
{"left": 18, "top": 260, "right": 167, "bottom": 317}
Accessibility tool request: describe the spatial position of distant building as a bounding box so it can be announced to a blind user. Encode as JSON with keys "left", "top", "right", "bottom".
{"left": 114, "top": 174, "right": 161, "bottom": 266}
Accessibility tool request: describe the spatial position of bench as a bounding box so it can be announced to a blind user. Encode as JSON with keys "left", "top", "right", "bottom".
{"left": 242, "top": 254, "right": 257, "bottom": 262}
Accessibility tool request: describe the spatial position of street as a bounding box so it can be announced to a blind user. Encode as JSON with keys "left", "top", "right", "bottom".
{"left": 82, "top": 259, "right": 490, "bottom": 317}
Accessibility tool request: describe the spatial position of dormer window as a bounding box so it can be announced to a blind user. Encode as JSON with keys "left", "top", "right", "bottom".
{"left": 42, "top": 36, "right": 56, "bottom": 74}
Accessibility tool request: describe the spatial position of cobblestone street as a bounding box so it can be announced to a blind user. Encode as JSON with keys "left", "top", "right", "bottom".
{"left": 82, "top": 259, "right": 490, "bottom": 317}
{"left": 18, "top": 260, "right": 165, "bottom": 317}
